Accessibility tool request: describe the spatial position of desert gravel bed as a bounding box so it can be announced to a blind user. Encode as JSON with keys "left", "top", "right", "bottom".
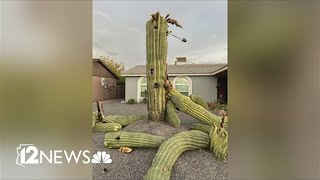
{"left": 93, "top": 99, "right": 227, "bottom": 180}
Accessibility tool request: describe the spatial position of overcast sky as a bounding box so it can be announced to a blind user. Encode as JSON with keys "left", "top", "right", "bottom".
{"left": 93, "top": 1, "right": 227, "bottom": 69}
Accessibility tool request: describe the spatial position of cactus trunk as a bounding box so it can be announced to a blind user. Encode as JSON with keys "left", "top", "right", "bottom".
{"left": 104, "top": 132, "right": 166, "bottom": 148}
{"left": 169, "top": 88, "right": 222, "bottom": 126}
{"left": 146, "top": 13, "right": 168, "bottom": 121}
{"left": 144, "top": 130, "right": 210, "bottom": 180}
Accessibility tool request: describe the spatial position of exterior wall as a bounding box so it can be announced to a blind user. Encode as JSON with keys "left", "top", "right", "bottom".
{"left": 125, "top": 75, "right": 217, "bottom": 103}
{"left": 189, "top": 76, "right": 217, "bottom": 103}
{"left": 92, "top": 76, "right": 118, "bottom": 101}
{"left": 125, "top": 76, "right": 140, "bottom": 102}
{"left": 92, "top": 61, "right": 120, "bottom": 101}
{"left": 93, "top": 61, "right": 117, "bottom": 79}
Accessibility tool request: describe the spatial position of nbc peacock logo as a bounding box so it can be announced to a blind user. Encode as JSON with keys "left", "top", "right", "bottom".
{"left": 91, "top": 151, "right": 112, "bottom": 164}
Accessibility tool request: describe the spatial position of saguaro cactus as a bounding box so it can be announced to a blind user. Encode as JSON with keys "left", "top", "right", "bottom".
{"left": 104, "top": 132, "right": 166, "bottom": 148}
{"left": 93, "top": 123, "right": 122, "bottom": 132}
{"left": 144, "top": 130, "right": 210, "bottom": 180}
{"left": 146, "top": 12, "right": 168, "bottom": 121}
{"left": 189, "top": 94, "right": 209, "bottom": 110}
{"left": 166, "top": 100, "right": 181, "bottom": 127}
{"left": 169, "top": 88, "right": 222, "bottom": 125}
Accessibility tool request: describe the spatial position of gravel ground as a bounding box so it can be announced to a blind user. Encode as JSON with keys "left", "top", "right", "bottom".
{"left": 93, "top": 99, "right": 227, "bottom": 180}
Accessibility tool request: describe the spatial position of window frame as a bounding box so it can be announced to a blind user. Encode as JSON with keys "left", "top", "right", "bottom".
{"left": 173, "top": 76, "right": 192, "bottom": 96}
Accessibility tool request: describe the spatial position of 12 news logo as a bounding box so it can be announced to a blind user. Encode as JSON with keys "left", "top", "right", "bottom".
{"left": 16, "top": 144, "right": 112, "bottom": 168}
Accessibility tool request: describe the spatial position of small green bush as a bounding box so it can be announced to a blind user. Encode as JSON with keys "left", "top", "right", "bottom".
{"left": 127, "top": 98, "right": 137, "bottom": 104}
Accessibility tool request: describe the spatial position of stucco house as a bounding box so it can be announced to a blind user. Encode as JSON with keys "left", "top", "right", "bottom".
{"left": 122, "top": 57, "right": 227, "bottom": 103}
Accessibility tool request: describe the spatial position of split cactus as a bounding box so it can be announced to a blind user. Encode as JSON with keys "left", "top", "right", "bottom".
{"left": 189, "top": 94, "right": 209, "bottom": 110}
{"left": 93, "top": 122, "right": 122, "bottom": 132}
{"left": 166, "top": 100, "right": 181, "bottom": 127}
{"left": 104, "top": 132, "right": 166, "bottom": 149}
{"left": 209, "top": 125, "right": 228, "bottom": 162}
{"left": 190, "top": 123, "right": 211, "bottom": 134}
{"left": 103, "top": 115, "right": 146, "bottom": 126}
{"left": 144, "top": 130, "right": 210, "bottom": 180}
{"left": 146, "top": 12, "right": 168, "bottom": 121}
{"left": 169, "top": 88, "right": 222, "bottom": 126}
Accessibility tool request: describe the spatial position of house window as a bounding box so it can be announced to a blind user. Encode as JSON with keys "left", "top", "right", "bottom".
{"left": 173, "top": 77, "right": 192, "bottom": 96}
{"left": 140, "top": 77, "right": 147, "bottom": 99}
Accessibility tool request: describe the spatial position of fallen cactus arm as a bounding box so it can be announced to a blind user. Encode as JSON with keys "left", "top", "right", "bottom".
{"left": 190, "top": 123, "right": 211, "bottom": 133}
{"left": 189, "top": 94, "right": 209, "bottom": 110}
{"left": 103, "top": 114, "right": 147, "bottom": 126}
{"left": 166, "top": 100, "right": 181, "bottom": 127}
{"left": 144, "top": 130, "right": 210, "bottom": 180}
{"left": 209, "top": 125, "right": 228, "bottom": 162}
{"left": 168, "top": 88, "right": 222, "bottom": 126}
{"left": 93, "top": 123, "right": 122, "bottom": 132}
{"left": 104, "top": 132, "right": 166, "bottom": 148}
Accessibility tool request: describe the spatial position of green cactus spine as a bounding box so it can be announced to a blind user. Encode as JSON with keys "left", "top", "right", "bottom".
{"left": 169, "top": 88, "right": 222, "bottom": 126}
{"left": 93, "top": 123, "right": 122, "bottom": 132}
{"left": 166, "top": 100, "right": 181, "bottom": 127}
{"left": 189, "top": 94, "right": 209, "bottom": 110}
{"left": 103, "top": 114, "right": 146, "bottom": 126}
{"left": 209, "top": 125, "right": 228, "bottom": 162}
{"left": 190, "top": 123, "right": 211, "bottom": 133}
{"left": 146, "top": 12, "right": 168, "bottom": 121}
{"left": 144, "top": 130, "right": 210, "bottom": 180}
{"left": 104, "top": 132, "right": 166, "bottom": 148}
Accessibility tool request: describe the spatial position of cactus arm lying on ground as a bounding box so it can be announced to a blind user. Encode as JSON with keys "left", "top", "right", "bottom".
{"left": 166, "top": 100, "right": 181, "bottom": 127}
{"left": 104, "top": 132, "right": 166, "bottom": 148}
{"left": 190, "top": 123, "right": 211, "bottom": 133}
{"left": 209, "top": 125, "right": 228, "bottom": 162}
{"left": 168, "top": 88, "right": 222, "bottom": 126}
{"left": 93, "top": 123, "right": 122, "bottom": 132}
{"left": 144, "top": 130, "right": 210, "bottom": 180}
{"left": 102, "top": 114, "right": 147, "bottom": 126}
{"left": 189, "top": 94, "right": 209, "bottom": 110}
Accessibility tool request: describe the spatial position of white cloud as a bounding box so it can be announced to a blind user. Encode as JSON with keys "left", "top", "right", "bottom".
{"left": 96, "top": 11, "right": 113, "bottom": 23}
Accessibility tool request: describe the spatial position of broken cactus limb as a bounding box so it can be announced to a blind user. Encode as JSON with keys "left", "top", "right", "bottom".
{"left": 144, "top": 130, "right": 210, "bottom": 180}
{"left": 189, "top": 94, "right": 209, "bottom": 110}
{"left": 103, "top": 114, "right": 147, "bottom": 126}
{"left": 104, "top": 132, "right": 166, "bottom": 149}
{"left": 93, "top": 122, "right": 122, "bottom": 132}
{"left": 209, "top": 125, "right": 228, "bottom": 162}
{"left": 166, "top": 100, "right": 181, "bottom": 127}
{"left": 168, "top": 88, "right": 222, "bottom": 126}
{"left": 92, "top": 115, "right": 96, "bottom": 128}
{"left": 190, "top": 123, "right": 211, "bottom": 134}
{"left": 95, "top": 100, "right": 105, "bottom": 122}
{"left": 146, "top": 12, "right": 168, "bottom": 121}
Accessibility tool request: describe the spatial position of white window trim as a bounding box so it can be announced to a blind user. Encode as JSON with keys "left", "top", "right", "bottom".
{"left": 173, "top": 76, "right": 192, "bottom": 96}
{"left": 137, "top": 77, "right": 147, "bottom": 103}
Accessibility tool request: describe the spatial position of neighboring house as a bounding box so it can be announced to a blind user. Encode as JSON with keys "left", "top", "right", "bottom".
{"left": 92, "top": 58, "right": 120, "bottom": 101}
{"left": 122, "top": 57, "right": 227, "bottom": 103}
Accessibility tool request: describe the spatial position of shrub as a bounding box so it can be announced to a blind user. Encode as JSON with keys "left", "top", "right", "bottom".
{"left": 127, "top": 98, "right": 137, "bottom": 104}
